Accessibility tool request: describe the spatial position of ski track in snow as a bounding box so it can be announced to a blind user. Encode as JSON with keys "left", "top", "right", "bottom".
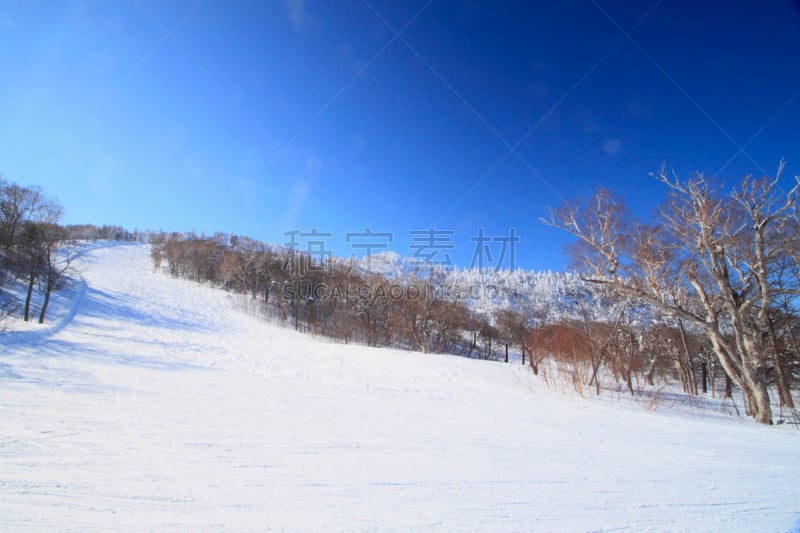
{"left": 1, "top": 243, "right": 798, "bottom": 531}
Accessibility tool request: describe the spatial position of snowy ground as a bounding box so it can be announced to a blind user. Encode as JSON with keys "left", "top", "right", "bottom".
{"left": 1, "top": 243, "right": 798, "bottom": 531}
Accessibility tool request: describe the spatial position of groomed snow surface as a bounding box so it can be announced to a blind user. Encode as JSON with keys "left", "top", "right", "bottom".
{"left": 1, "top": 244, "right": 798, "bottom": 532}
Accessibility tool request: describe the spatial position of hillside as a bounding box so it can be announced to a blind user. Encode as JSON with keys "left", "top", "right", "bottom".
{"left": 1, "top": 243, "right": 798, "bottom": 531}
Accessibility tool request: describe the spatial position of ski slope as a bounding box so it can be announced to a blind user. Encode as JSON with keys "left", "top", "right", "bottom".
{"left": 1, "top": 243, "right": 798, "bottom": 531}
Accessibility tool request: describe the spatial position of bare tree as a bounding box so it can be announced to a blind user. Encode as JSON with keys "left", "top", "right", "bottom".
{"left": 0, "top": 181, "right": 47, "bottom": 247}
{"left": 543, "top": 162, "right": 800, "bottom": 424}
{"left": 37, "top": 224, "right": 72, "bottom": 324}
{"left": 150, "top": 246, "right": 163, "bottom": 273}
{"left": 495, "top": 308, "right": 530, "bottom": 359}
{"left": 17, "top": 195, "right": 64, "bottom": 322}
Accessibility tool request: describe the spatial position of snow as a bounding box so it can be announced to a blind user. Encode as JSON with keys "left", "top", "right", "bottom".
{"left": 1, "top": 243, "right": 798, "bottom": 531}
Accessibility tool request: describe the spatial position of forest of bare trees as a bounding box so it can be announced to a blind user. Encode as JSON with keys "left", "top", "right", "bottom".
{"left": 0, "top": 178, "right": 70, "bottom": 324}
{"left": 0, "top": 178, "right": 141, "bottom": 325}
{"left": 151, "top": 194, "right": 800, "bottom": 425}
{"left": 544, "top": 162, "right": 800, "bottom": 424}
{"left": 151, "top": 232, "right": 482, "bottom": 356}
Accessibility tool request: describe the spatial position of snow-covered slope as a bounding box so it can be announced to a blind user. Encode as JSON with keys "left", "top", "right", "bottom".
{"left": 1, "top": 244, "right": 798, "bottom": 531}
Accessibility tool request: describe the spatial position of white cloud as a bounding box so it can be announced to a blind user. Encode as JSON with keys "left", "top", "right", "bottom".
{"left": 280, "top": 178, "right": 310, "bottom": 229}
{"left": 284, "top": 0, "right": 306, "bottom": 31}
{"left": 602, "top": 138, "right": 622, "bottom": 155}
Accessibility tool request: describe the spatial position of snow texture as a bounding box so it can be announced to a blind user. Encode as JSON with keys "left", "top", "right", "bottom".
{"left": 1, "top": 244, "right": 798, "bottom": 531}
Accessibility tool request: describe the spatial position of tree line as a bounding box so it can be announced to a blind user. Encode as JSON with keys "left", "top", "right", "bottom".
{"left": 151, "top": 228, "right": 760, "bottom": 411}
{"left": 151, "top": 232, "right": 486, "bottom": 355}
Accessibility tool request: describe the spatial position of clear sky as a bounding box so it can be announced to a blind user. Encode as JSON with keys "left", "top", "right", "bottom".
{"left": 1, "top": 0, "right": 799, "bottom": 271}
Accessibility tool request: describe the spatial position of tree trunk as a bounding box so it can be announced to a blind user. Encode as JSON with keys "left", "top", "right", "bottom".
{"left": 625, "top": 327, "right": 635, "bottom": 395}
{"left": 744, "top": 369, "right": 773, "bottom": 425}
{"left": 766, "top": 316, "right": 794, "bottom": 408}
{"left": 677, "top": 320, "right": 698, "bottom": 395}
{"left": 708, "top": 333, "right": 772, "bottom": 423}
{"left": 38, "top": 278, "right": 53, "bottom": 324}
{"left": 644, "top": 349, "right": 658, "bottom": 386}
{"left": 709, "top": 359, "right": 716, "bottom": 398}
{"left": 701, "top": 362, "right": 708, "bottom": 394}
{"left": 23, "top": 270, "right": 36, "bottom": 322}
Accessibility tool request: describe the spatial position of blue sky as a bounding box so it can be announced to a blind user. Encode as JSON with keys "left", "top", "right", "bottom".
{"left": 1, "top": 1, "right": 799, "bottom": 271}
